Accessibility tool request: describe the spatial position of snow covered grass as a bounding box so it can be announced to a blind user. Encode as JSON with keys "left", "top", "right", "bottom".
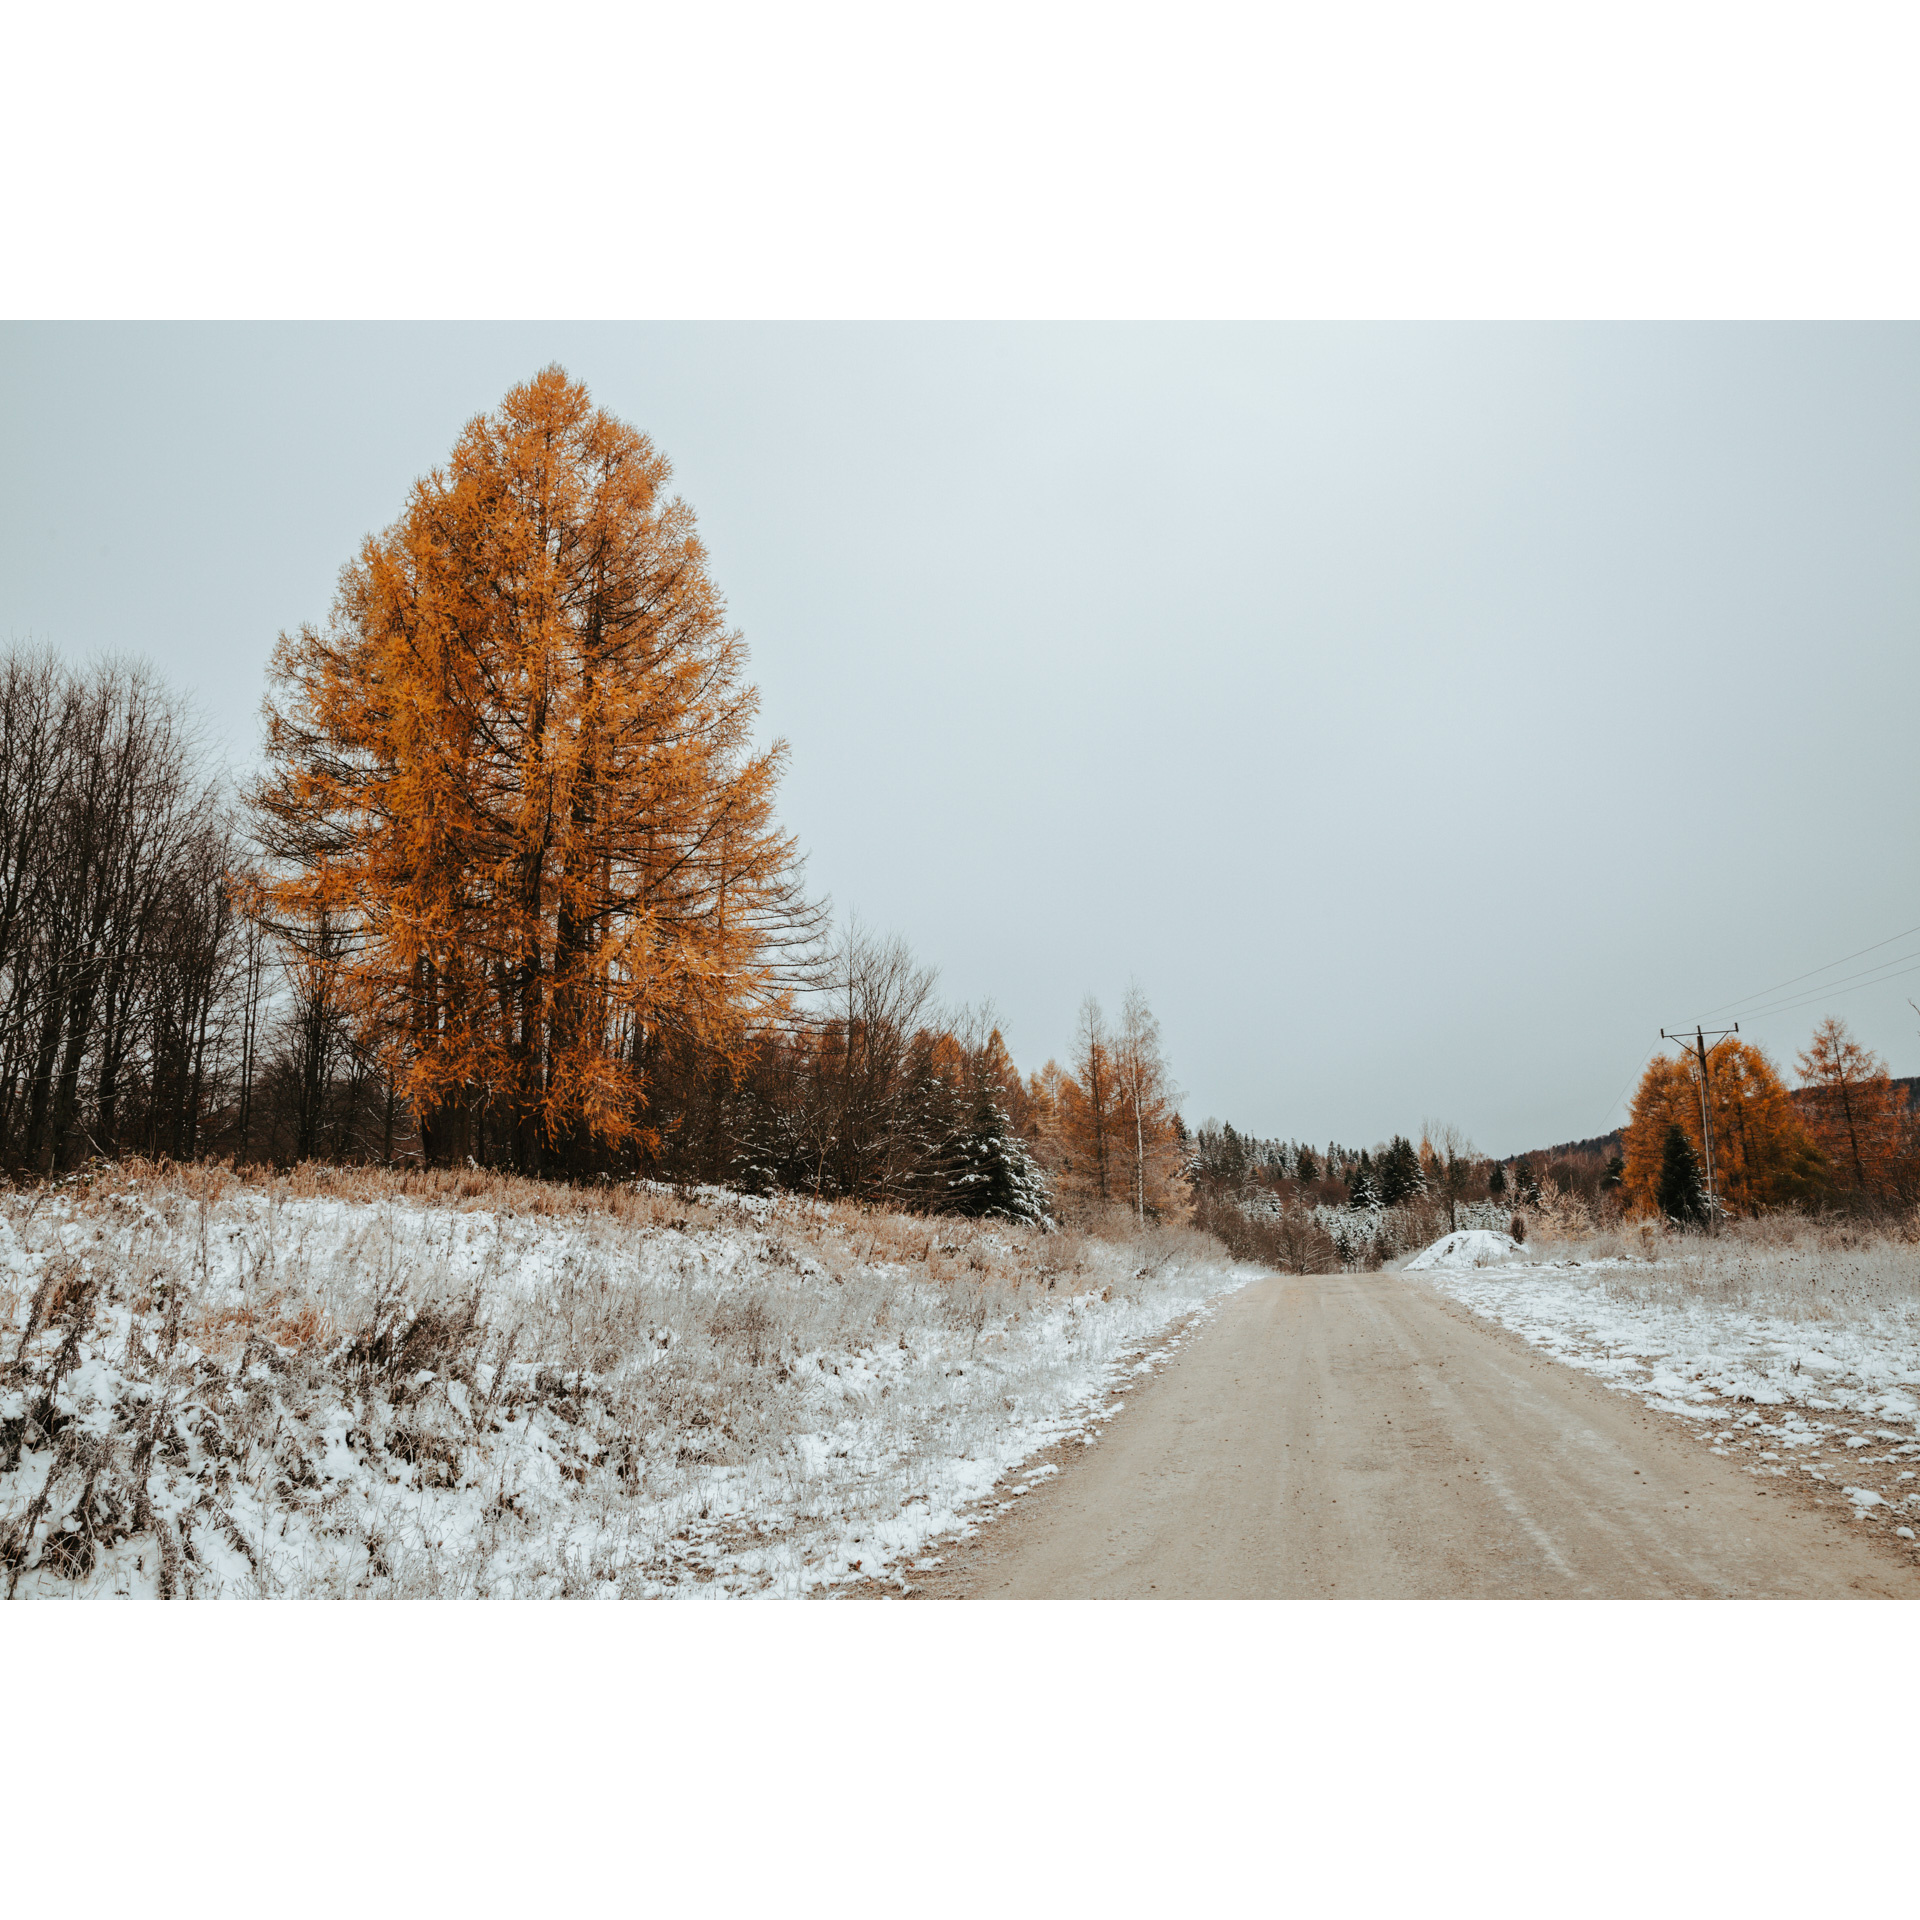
{"left": 0, "top": 1161, "right": 1259, "bottom": 1599}
{"left": 1397, "top": 1214, "right": 1920, "bottom": 1546}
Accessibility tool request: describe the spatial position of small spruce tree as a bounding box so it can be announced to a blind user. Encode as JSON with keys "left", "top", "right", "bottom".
{"left": 1655, "top": 1123, "right": 1705, "bottom": 1226}
{"left": 1487, "top": 1160, "right": 1507, "bottom": 1199}
{"left": 938, "top": 1095, "right": 1054, "bottom": 1224}
{"left": 1348, "top": 1151, "right": 1379, "bottom": 1209}
{"left": 1378, "top": 1135, "right": 1426, "bottom": 1206}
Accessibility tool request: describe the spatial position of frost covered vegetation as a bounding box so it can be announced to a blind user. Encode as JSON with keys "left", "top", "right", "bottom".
{"left": 0, "top": 359, "right": 1236, "bottom": 1604}
{"left": 0, "top": 1162, "right": 1255, "bottom": 1599}
{"left": 1194, "top": 1186, "right": 1516, "bottom": 1275}
{"left": 1402, "top": 1212, "right": 1920, "bottom": 1550}
{"left": 1187, "top": 1117, "right": 1566, "bottom": 1273}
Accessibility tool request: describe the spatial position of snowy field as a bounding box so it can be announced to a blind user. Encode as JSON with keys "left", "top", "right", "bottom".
{"left": 0, "top": 1165, "right": 1259, "bottom": 1599}
{"left": 1401, "top": 1225, "right": 1920, "bottom": 1542}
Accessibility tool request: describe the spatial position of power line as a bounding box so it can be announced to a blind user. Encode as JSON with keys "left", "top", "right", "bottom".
{"left": 1586, "top": 927, "right": 1919, "bottom": 1174}
{"left": 1735, "top": 948, "right": 1920, "bottom": 1013}
{"left": 1660, "top": 1024, "right": 1740, "bottom": 1235}
{"left": 1703, "top": 920, "right": 1920, "bottom": 1017}
{"left": 1729, "top": 954, "right": 1920, "bottom": 1024}
{"left": 1737, "top": 952, "right": 1920, "bottom": 1017}
{"left": 1594, "top": 1045, "right": 1655, "bottom": 1136}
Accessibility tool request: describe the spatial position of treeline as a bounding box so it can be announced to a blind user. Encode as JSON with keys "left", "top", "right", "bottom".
{"left": 0, "top": 646, "right": 443, "bottom": 1176}
{"left": 712, "top": 955, "right": 1183, "bottom": 1225}
{"left": 0, "top": 652, "right": 253, "bottom": 1172}
{"left": 1526, "top": 1078, "right": 1918, "bottom": 1163}
{"left": 1189, "top": 1120, "right": 1534, "bottom": 1220}
{"left": 3, "top": 368, "right": 1187, "bottom": 1227}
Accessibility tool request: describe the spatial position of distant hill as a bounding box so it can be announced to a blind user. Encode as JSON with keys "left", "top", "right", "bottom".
{"left": 1511, "top": 1076, "right": 1919, "bottom": 1165}
{"left": 1524, "top": 1131, "right": 1624, "bottom": 1162}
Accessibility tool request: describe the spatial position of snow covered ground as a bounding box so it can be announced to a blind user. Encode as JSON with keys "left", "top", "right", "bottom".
{"left": 1399, "top": 1227, "right": 1920, "bottom": 1541}
{"left": 0, "top": 1167, "right": 1260, "bottom": 1599}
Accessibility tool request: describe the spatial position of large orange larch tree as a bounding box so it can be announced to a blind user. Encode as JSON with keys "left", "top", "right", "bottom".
{"left": 251, "top": 367, "right": 809, "bottom": 1171}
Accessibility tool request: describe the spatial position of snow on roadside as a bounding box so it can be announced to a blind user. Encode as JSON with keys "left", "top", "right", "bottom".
{"left": 1404, "top": 1229, "right": 1525, "bottom": 1272}
{"left": 0, "top": 1180, "right": 1261, "bottom": 1599}
{"left": 1398, "top": 1236, "right": 1920, "bottom": 1538}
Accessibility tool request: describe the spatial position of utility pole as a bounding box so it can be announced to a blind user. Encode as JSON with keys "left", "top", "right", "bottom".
{"left": 1659, "top": 1022, "right": 1739, "bottom": 1233}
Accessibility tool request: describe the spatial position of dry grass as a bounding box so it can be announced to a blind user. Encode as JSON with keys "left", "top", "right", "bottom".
{"left": 1612, "top": 1235, "right": 1920, "bottom": 1325}
{"left": 192, "top": 1292, "right": 334, "bottom": 1357}
{"left": 52, "top": 1154, "right": 727, "bottom": 1228}
{"left": 1522, "top": 1206, "right": 1920, "bottom": 1320}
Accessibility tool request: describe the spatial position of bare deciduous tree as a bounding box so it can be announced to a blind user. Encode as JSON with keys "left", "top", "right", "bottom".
{"left": 0, "top": 651, "right": 241, "bottom": 1172}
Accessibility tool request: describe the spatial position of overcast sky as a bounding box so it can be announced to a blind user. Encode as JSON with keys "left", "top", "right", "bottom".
{"left": 3, "top": 323, "right": 1915, "bottom": 1153}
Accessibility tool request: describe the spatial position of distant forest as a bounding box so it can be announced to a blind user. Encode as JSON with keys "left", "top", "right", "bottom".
{"left": 1185, "top": 1122, "right": 1571, "bottom": 1212}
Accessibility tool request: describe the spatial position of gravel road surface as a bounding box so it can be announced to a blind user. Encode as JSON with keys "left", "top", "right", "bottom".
{"left": 917, "top": 1269, "right": 1920, "bottom": 1598}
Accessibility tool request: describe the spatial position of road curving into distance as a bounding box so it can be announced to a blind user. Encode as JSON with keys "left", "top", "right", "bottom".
{"left": 912, "top": 1269, "right": 1920, "bottom": 1600}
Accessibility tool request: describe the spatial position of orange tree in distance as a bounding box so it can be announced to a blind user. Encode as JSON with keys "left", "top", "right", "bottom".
{"left": 1025, "top": 987, "right": 1185, "bottom": 1222}
{"left": 252, "top": 367, "right": 811, "bottom": 1173}
{"left": 1621, "top": 1038, "right": 1820, "bottom": 1219}
{"left": 1796, "top": 1016, "right": 1912, "bottom": 1204}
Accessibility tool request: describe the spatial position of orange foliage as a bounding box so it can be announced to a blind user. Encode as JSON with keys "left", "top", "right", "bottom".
{"left": 1704, "top": 1040, "right": 1824, "bottom": 1214}
{"left": 1026, "top": 989, "right": 1182, "bottom": 1220}
{"left": 1795, "top": 1017, "right": 1910, "bottom": 1200}
{"left": 1621, "top": 1038, "right": 1818, "bottom": 1218}
{"left": 1621, "top": 1054, "right": 1699, "bottom": 1217}
{"left": 252, "top": 368, "right": 807, "bottom": 1170}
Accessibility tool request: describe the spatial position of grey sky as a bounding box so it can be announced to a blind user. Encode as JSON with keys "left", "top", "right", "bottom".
{"left": 3, "top": 324, "right": 1915, "bottom": 1154}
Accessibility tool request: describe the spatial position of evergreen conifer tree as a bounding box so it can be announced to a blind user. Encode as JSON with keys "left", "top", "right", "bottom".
{"left": 1348, "top": 1151, "right": 1379, "bottom": 1208}
{"left": 1487, "top": 1160, "right": 1507, "bottom": 1199}
{"left": 1294, "top": 1143, "right": 1318, "bottom": 1182}
{"left": 947, "top": 1097, "right": 1052, "bottom": 1223}
{"left": 1220, "top": 1122, "right": 1247, "bottom": 1192}
{"left": 1378, "top": 1135, "right": 1426, "bottom": 1205}
{"left": 1655, "top": 1123, "right": 1706, "bottom": 1225}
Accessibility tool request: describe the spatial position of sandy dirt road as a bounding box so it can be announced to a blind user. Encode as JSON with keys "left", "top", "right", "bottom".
{"left": 913, "top": 1269, "right": 1920, "bottom": 1599}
